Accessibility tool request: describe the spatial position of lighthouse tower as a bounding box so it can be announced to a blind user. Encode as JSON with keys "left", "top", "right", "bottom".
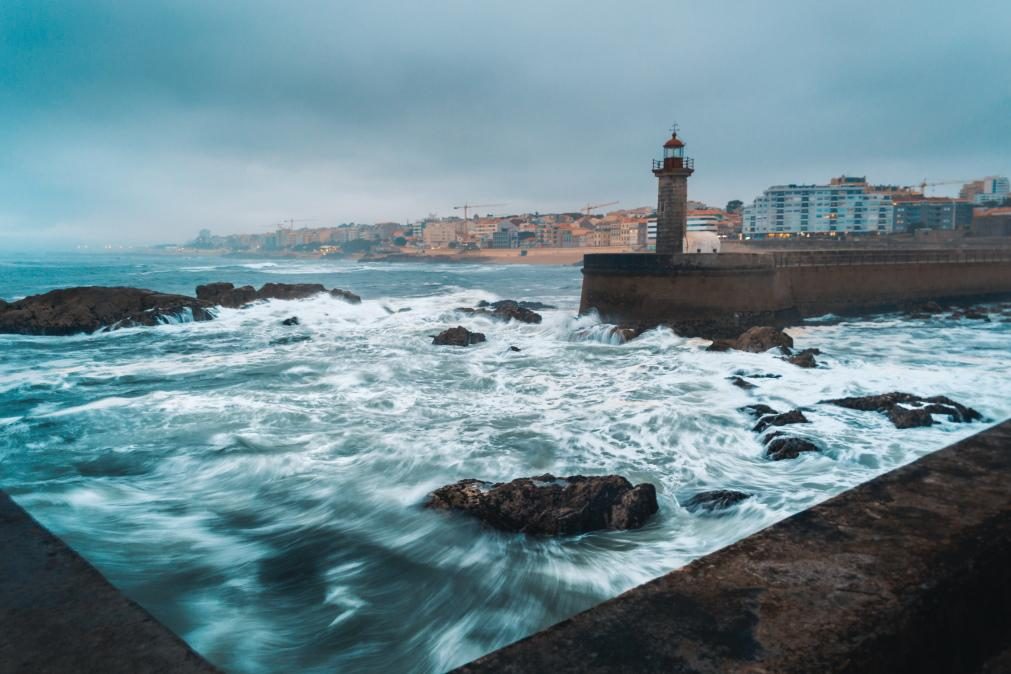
{"left": 652, "top": 128, "right": 695, "bottom": 255}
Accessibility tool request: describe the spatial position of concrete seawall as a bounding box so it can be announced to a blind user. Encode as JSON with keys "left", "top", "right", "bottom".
{"left": 0, "top": 492, "right": 219, "bottom": 673}
{"left": 580, "top": 250, "right": 1011, "bottom": 335}
{"left": 456, "top": 419, "right": 1011, "bottom": 673}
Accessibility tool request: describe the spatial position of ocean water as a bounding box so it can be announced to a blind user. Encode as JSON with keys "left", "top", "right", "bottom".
{"left": 1, "top": 252, "right": 1008, "bottom": 673}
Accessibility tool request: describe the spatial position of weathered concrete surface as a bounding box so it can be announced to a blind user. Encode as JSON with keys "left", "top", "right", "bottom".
{"left": 455, "top": 420, "right": 1011, "bottom": 673}
{"left": 580, "top": 250, "right": 1011, "bottom": 336}
{"left": 0, "top": 492, "right": 219, "bottom": 673}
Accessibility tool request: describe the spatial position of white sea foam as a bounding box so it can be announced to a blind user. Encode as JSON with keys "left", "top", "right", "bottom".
{"left": 2, "top": 256, "right": 1008, "bottom": 674}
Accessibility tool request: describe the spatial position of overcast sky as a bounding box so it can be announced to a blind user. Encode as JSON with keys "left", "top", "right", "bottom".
{"left": 1, "top": 0, "right": 1009, "bottom": 247}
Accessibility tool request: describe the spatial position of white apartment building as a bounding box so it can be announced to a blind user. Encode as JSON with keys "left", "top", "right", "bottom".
{"left": 973, "top": 176, "right": 1010, "bottom": 205}
{"left": 742, "top": 176, "right": 896, "bottom": 237}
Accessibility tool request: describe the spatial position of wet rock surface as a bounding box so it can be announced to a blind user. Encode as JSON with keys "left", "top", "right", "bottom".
{"left": 196, "top": 281, "right": 361, "bottom": 308}
{"left": 785, "top": 348, "right": 821, "bottom": 368}
{"left": 477, "top": 299, "right": 556, "bottom": 311}
{"left": 432, "top": 326, "right": 487, "bottom": 347}
{"left": 708, "top": 326, "right": 794, "bottom": 353}
{"left": 457, "top": 300, "right": 543, "bottom": 324}
{"left": 822, "top": 392, "right": 982, "bottom": 428}
{"left": 753, "top": 409, "right": 810, "bottom": 433}
{"left": 683, "top": 490, "right": 751, "bottom": 512}
{"left": 281, "top": 316, "right": 300, "bottom": 326}
{"left": 426, "top": 474, "right": 658, "bottom": 535}
{"left": 0, "top": 286, "right": 214, "bottom": 336}
{"left": 729, "top": 376, "right": 757, "bottom": 390}
{"left": 765, "top": 435, "right": 820, "bottom": 460}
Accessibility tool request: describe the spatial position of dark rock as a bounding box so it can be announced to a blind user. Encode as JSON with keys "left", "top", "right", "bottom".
{"left": 741, "top": 404, "right": 780, "bottom": 419}
{"left": 0, "top": 286, "right": 214, "bottom": 336}
{"left": 766, "top": 436, "right": 820, "bottom": 461}
{"left": 921, "top": 301, "right": 944, "bottom": 314}
{"left": 887, "top": 406, "right": 934, "bottom": 429}
{"left": 962, "top": 308, "right": 990, "bottom": 321}
{"left": 821, "top": 392, "right": 981, "bottom": 428}
{"left": 786, "top": 348, "right": 820, "bottom": 368}
{"left": 281, "top": 316, "right": 299, "bottom": 326}
{"left": 683, "top": 490, "right": 751, "bottom": 513}
{"left": 425, "top": 474, "right": 658, "bottom": 535}
{"left": 708, "top": 326, "right": 794, "bottom": 354}
{"left": 613, "top": 326, "right": 647, "bottom": 343}
{"left": 196, "top": 282, "right": 361, "bottom": 308}
{"left": 459, "top": 300, "right": 542, "bottom": 324}
{"left": 508, "top": 346, "right": 522, "bottom": 352}
{"left": 729, "top": 376, "right": 757, "bottom": 390}
{"left": 433, "top": 326, "right": 486, "bottom": 347}
{"left": 734, "top": 371, "right": 782, "bottom": 379}
{"left": 753, "top": 409, "right": 810, "bottom": 433}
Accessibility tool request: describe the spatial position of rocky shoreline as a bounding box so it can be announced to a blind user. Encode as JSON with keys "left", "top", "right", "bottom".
{"left": 0, "top": 282, "right": 361, "bottom": 335}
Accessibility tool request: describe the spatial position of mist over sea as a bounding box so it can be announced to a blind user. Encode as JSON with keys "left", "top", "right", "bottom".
{"left": 1, "top": 252, "right": 1008, "bottom": 673}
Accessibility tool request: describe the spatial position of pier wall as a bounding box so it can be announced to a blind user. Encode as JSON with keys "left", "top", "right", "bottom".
{"left": 579, "top": 250, "right": 1011, "bottom": 334}
{"left": 456, "top": 419, "right": 1011, "bottom": 673}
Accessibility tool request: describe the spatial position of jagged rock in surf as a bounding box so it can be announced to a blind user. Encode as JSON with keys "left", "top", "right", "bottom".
{"left": 426, "top": 474, "right": 658, "bottom": 535}
{"left": 729, "top": 376, "right": 757, "bottom": 390}
{"left": 0, "top": 286, "right": 214, "bottom": 336}
{"left": 683, "top": 490, "right": 751, "bottom": 512}
{"left": 457, "top": 300, "right": 542, "bottom": 324}
{"left": 765, "top": 435, "right": 820, "bottom": 461}
{"left": 821, "top": 392, "right": 981, "bottom": 428}
{"left": 741, "top": 404, "right": 779, "bottom": 419}
{"left": 432, "top": 326, "right": 486, "bottom": 347}
{"left": 785, "top": 348, "right": 821, "bottom": 368}
{"left": 508, "top": 345, "right": 522, "bottom": 352}
{"left": 707, "top": 326, "right": 794, "bottom": 354}
{"left": 281, "top": 316, "right": 300, "bottom": 326}
{"left": 753, "top": 409, "right": 809, "bottom": 433}
{"left": 196, "top": 282, "right": 361, "bottom": 308}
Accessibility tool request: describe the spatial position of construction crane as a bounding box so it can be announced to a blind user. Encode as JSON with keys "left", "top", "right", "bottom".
{"left": 276, "top": 218, "right": 315, "bottom": 231}
{"left": 581, "top": 200, "right": 619, "bottom": 215}
{"left": 452, "top": 203, "right": 506, "bottom": 221}
{"left": 915, "top": 179, "right": 970, "bottom": 195}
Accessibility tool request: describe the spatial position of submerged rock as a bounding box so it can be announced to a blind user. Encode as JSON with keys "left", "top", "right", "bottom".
{"left": 426, "top": 474, "right": 658, "bottom": 535}
{"left": 708, "top": 326, "right": 794, "bottom": 354}
{"left": 196, "top": 282, "right": 361, "bottom": 308}
{"left": 741, "top": 403, "right": 779, "bottom": 419}
{"left": 508, "top": 345, "right": 522, "bottom": 352}
{"left": 432, "top": 326, "right": 486, "bottom": 347}
{"left": 458, "top": 300, "right": 542, "bottom": 324}
{"left": 0, "top": 286, "right": 214, "bottom": 336}
{"left": 821, "top": 392, "right": 981, "bottom": 428}
{"left": 766, "top": 436, "right": 820, "bottom": 461}
{"left": 786, "top": 348, "right": 821, "bottom": 368}
{"left": 281, "top": 316, "right": 300, "bottom": 326}
{"left": 729, "top": 376, "right": 757, "bottom": 390}
{"left": 753, "top": 409, "right": 810, "bottom": 433}
{"left": 477, "top": 299, "right": 556, "bottom": 311}
{"left": 683, "top": 490, "right": 751, "bottom": 512}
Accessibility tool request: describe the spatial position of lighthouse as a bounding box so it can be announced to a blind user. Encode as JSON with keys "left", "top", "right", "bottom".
{"left": 652, "top": 128, "right": 695, "bottom": 255}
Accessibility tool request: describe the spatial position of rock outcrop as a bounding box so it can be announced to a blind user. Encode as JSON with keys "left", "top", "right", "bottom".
{"left": 765, "top": 434, "right": 820, "bottom": 460}
{"left": 729, "top": 376, "right": 757, "bottom": 390}
{"left": 281, "top": 316, "right": 300, "bottom": 326}
{"left": 822, "top": 392, "right": 982, "bottom": 428}
{"left": 432, "top": 326, "right": 486, "bottom": 346}
{"left": 0, "top": 286, "right": 214, "bottom": 336}
{"left": 707, "top": 326, "right": 794, "bottom": 353}
{"left": 786, "top": 348, "right": 820, "bottom": 368}
{"left": 457, "top": 300, "right": 542, "bottom": 324}
{"left": 683, "top": 490, "right": 751, "bottom": 513}
{"left": 753, "top": 409, "right": 810, "bottom": 433}
{"left": 426, "top": 474, "right": 658, "bottom": 535}
{"left": 195, "top": 282, "right": 361, "bottom": 308}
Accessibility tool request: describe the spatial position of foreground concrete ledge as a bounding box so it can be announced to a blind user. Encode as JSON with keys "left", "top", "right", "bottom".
{"left": 456, "top": 420, "right": 1011, "bottom": 673}
{"left": 0, "top": 491, "right": 218, "bottom": 673}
